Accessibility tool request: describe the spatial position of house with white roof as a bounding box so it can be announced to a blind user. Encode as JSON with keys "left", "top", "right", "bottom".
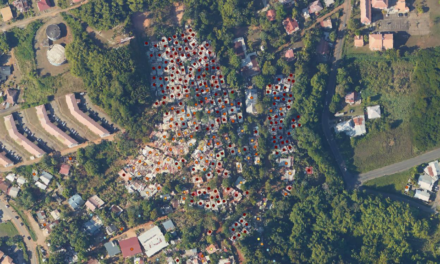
{"left": 367, "top": 105, "right": 381, "bottom": 119}
{"left": 418, "top": 174, "right": 436, "bottom": 191}
{"left": 335, "top": 115, "right": 366, "bottom": 137}
{"left": 245, "top": 89, "right": 258, "bottom": 115}
{"left": 138, "top": 226, "right": 169, "bottom": 257}
{"left": 424, "top": 161, "right": 440, "bottom": 179}
{"left": 414, "top": 189, "right": 430, "bottom": 202}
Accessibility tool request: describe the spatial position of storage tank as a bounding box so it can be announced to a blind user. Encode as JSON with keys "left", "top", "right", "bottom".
{"left": 46, "top": 24, "right": 61, "bottom": 41}
{"left": 47, "top": 44, "right": 66, "bottom": 66}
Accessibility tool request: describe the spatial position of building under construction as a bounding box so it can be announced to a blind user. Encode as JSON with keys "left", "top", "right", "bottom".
{"left": 47, "top": 44, "right": 66, "bottom": 66}
{"left": 46, "top": 24, "right": 61, "bottom": 41}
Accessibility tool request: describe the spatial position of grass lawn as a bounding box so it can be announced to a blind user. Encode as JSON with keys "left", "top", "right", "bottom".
{"left": 364, "top": 169, "right": 412, "bottom": 194}
{"left": 0, "top": 221, "right": 19, "bottom": 237}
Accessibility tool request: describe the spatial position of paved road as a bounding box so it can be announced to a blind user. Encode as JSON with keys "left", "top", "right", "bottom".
{"left": 356, "top": 148, "right": 440, "bottom": 184}
{"left": 1, "top": 0, "right": 89, "bottom": 32}
{"left": 0, "top": 197, "right": 37, "bottom": 264}
{"left": 321, "top": 0, "right": 355, "bottom": 189}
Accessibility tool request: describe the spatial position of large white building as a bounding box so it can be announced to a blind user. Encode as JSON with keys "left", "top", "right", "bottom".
{"left": 417, "top": 174, "right": 436, "bottom": 191}
{"left": 245, "top": 89, "right": 258, "bottom": 115}
{"left": 138, "top": 226, "right": 169, "bottom": 257}
{"left": 367, "top": 105, "right": 381, "bottom": 119}
{"left": 414, "top": 189, "right": 430, "bottom": 202}
{"left": 335, "top": 115, "right": 366, "bottom": 137}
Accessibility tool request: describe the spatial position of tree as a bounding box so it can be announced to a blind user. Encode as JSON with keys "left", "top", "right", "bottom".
{"left": 329, "top": 31, "right": 336, "bottom": 42}
{"left": 229, "top": 53, "right": 241, "bottom": 69}
{"left": 416, "top": 5, "right": 423, "bottom": 14}
{"left": 262, "top": 61, "right": 276, "bottom": 76}
{"left": 363, "top": 34, "right": 369, "bottom": 43}
{"left": 0, "top": 33, "right": 9, "bottom": 54}
{"left": 347, "top": 18, "right": 359, "bottom": 32}
{"left": 355, "top": 29, "right": 361, "bottom": 36}
{"left": 253, "top": 75, "right": 266, "bottom": 89}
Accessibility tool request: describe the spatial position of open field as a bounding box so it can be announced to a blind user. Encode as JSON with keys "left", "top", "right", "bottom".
{"left": 363, "top": 167, "right": 412, "bottom": 194}
{"left": 0, "top": 220, "right": 19, "bottom": 237}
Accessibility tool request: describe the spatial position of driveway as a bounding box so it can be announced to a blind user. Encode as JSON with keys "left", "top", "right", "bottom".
{"left": 0, "top": 197, "right": 37, "bottom": 264}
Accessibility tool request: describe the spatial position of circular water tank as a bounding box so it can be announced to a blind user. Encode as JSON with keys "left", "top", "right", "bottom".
{"left": 46, "top": 24, "right": 61, "bottom": 41}
{"left": 47, "top": 44, "right": 66, "bottom": 66}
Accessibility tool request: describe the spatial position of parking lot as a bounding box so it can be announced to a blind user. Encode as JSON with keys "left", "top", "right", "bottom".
{"left": 378, "top": 11, "right": 430, "bottom": 35}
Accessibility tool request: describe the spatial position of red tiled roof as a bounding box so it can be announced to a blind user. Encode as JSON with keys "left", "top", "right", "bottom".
{"left": 119, "top": 237, "right": 142, "bottom": 258}
{"left": 353, "top": 116, "right": 364, "bottom": 126}
{"left": 354, "top": 36, "right": 364, "bottom": 47}
{"left": 372, "top": 0, "right": 388, "bottom": 9}
{"left": 282, "top": 18, "right": 299, "bottom": 34}
{"left": 267, "top": 9, "right": 276, "bottom": 21}
{"left": 37, "top": 0, "right": 50, "bottom": 11}
{"left": 59, "top": 164, "right": 70, "bottom": 175}
{"left": 285, "top": 49, "right": 295, "bottom": 59}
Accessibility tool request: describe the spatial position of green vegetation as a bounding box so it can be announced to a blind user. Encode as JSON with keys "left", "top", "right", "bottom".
{"left": 62, "top": 14, "right": 152, "bottom": 141}
{"left": 410, "top": 48, "right": 440, "bottom": 151}
{"left": 332, "top": 51, "right": 440, "bottom": 172}
{"left": 0, "top": 221, "right": 19, "bottom": 237}
{"left": 364, "top": 170, "right": 413, "bottom": 194}
{"left": 9, "top": 202, "right": 37, "bottom": 241}
{"left": 0, "top": 235, "right": 29, "bottom": 263}
{"left": 69, "top": 0, "right": 147, "bottom": 30}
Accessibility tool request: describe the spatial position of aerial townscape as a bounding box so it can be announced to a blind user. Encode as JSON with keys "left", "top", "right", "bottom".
{"left": 0, "top": 0, "right": 438, "bottom": 263}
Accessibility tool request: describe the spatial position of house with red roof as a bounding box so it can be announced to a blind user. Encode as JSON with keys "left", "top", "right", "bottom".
{"left": 118, "top": 237, "right": 142, "bottom": 258}
{"left": 282, "top": 18, "right": 300, "bottom": 35}
{"left": 37, "top": 0, "right": 51, "bottom": 12}
{"left": 266, "top": 10, "right": 276, "bottom": 21}
{"left": 284, "top": 49, "right": 295, "bottom": 61}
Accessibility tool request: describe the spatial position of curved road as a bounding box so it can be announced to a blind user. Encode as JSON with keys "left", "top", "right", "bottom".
{"left": 0, "top": 197, "right": 37, "bottom": 264}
